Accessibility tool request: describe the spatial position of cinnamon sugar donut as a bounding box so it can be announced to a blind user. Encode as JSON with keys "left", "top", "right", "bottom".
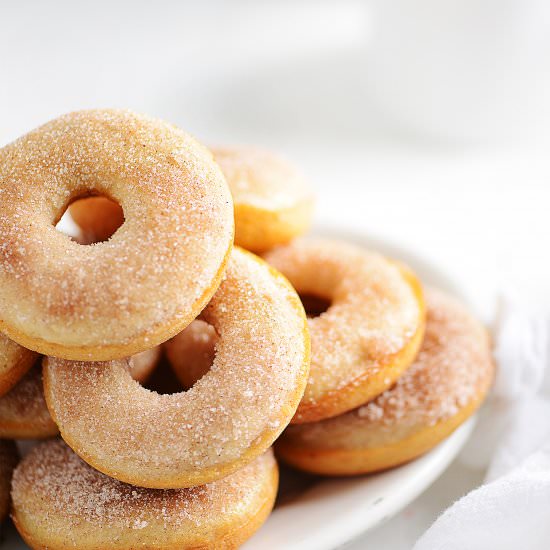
{"left": 213, "top": 146, "right": 314, "bottom": 253}
{"left": 43, "top": 248, "right": 310, "bottom": 488}
{"left": 276, "top": 288, "right": 495, "bottom": 475}
{"left": 0, "top": 333, "right": 37, "bottom": 397}
{"left": 265, "top": 239, "right": 425, "bottom": 423}
{"left": 0, "top": 349, "right": 160, "bottom": 440}
{"left": 164, "top": 320, "right": 218, "bottom": 389}
{"left": 0, "top": 439, "right": 18, "bottom": 522}
{"left": 12, "top": 440, "right": 277, "bottom": 550}
{"left": 0, "top": 365, "right": 57, "bottom": 440}
{"left": 0, "top": 109, "right": 233, "bottom": 361}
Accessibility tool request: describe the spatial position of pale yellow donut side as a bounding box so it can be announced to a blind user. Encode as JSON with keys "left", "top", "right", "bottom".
{"left": 12, "top": 441, "right": 278, "bottom": 550}
{"left": 0, "top": 109, "right": 234, "bottom": 361}
{"left": 213, "top": 146, "right": 314, "bottom": 253}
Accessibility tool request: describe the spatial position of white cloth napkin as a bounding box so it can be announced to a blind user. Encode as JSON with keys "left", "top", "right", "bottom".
{"left": 414, "top": 294, "right": 550, "bottom": 550}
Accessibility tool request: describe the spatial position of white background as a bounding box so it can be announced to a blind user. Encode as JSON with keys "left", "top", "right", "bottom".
{"left": 1, "top": 1, "right": 549, "bottom": 548}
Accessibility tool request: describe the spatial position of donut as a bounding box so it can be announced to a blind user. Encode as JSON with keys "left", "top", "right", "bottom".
{"left": 12, "top": 440, "right": 277, "bottom": 550}
{"left": 0, "top": 348, "right": 160, "bottom": 440}
{"left": 164, "top": 320, "right": 218, "bottom": 390}
{"left": 0, "top": 365, "right": 57, "bottom": 440}
{"left": 0, "top": 109, "right": 234, "bottom": 361}
{"left": 43, "top": 248, "right": 310, "bottom": 488}
{"left": 212, "top": 146, "right": 314, "bottom": 253}
{"left": 0, "top": 439, "right": 18, "bottom": 522}
{"left": 276, "top": 288, "right": 495, "bottom": 475}
{"left": 0, "top": 333, "right": 37, "bottom": 397}
{"left": 69, "top": 196, "right": 124, "bottom": 244}
{"left": 264, "top": 238, "right": 425, "bottom": 423}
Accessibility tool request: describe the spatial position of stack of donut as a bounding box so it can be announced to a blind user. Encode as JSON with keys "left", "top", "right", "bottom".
{"left": 0, "top": 110, "right": 494, "bottom": 549}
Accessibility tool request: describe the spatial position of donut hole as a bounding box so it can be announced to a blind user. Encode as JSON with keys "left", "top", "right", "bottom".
{"left": 299, "top": 293, "right": 331, "bottom": 318}
{"left": 163, "top": 320, "right": 219, "bottom": 391}
{"left": 141, "top": 359, "right": 186, "bottom": 395}
{"left": 56, "top": 195, "right": 125, "bottom": 244}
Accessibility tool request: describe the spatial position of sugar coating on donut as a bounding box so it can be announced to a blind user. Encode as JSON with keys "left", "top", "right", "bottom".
{"left": 265, "top": 239, "right": 423, "bottom": 417}
{"left": 355, "top": 288, "right": 492, "bottom": 429}
{"left": 0, "top": 110, "right": 233, "bottom": 356}
{"left": 283, "top": 288, "right": 493, "bottom": 449}
{"left": 0, "top": 333, "right": 37, "bottom": 395}
{"left": 44, "top": 249, "right": 309, "bottom": 487}
{"left": 213, "top": 146, "right": 313, "bottom": 210}
{"left": 12, "top": 440, "right": 276, "bottom": 544}
{"left": 0, "top": 364, "right": 57, "bottom": 438}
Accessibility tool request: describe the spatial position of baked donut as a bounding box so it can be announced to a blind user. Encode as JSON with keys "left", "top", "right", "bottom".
{"left": 0, "top": 333, "right": 37, "bottom": 397}
{"left": 0, "top": 439, "right": 18, "bottom": 522}
{"left": 43, "top": 248, "right": 310, "bottom": 488}
{"left": 212, "top": 146, "right": 314, "bottom": 253}
{"left": 0, "top": 348, "right": 160, "bottom": 440}
{"left": 12, "top": 440, "right": 277, "bottom": 550}
{"left": 265, "top": 238, "right": 425, "bottom": 423}
{"left": 0, "top": 109, "right": 234, "bottom": 361}
{"left": 276, "top": 288, "right": 495, "bottom": 475}
{"left": 164, "top": 320, "right": 218, "bottom": 389}
{"left": 0, "top": 365, "right": 57, "bottom": 440}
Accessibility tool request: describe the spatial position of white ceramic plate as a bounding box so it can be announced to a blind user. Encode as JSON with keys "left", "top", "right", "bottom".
{"left": 3, "top": 226, "right": 477, "bottom": 549}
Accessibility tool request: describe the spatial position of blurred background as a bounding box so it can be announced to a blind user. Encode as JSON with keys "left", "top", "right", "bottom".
{"left": 2, "top": 0, "right": 549, "bottom": 314}
{"left": 1, "top": 1, "right": 549, "bottom": 548}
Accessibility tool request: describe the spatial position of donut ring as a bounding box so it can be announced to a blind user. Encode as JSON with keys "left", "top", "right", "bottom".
{"left": 164, "top": 320, "right": 218, "bottom": 389}
{"left": 276, "top": 288, "right": 495, "bottom": 475}
{"left": 212, "top": 146, "right": 314, "bottom": 253}
{"left": 0, "top": 333, "right": 38, "bottom": 397}
{"left": 12, "top": 440, "right": 278, "bottom": 550}
{"left": 0, "top": 439, "right": 18, "bottom": 522}
{"left": 44, "top": 248, "right": 310, "bottom": 488}
{"left": 0, "top": 349, "right": 159, "bottom": 440}
{"left": 265, "top": 239, "right": 426, "bottom": 423}
{"left": 0, "top": 109, "right": 234, "bottom": 360}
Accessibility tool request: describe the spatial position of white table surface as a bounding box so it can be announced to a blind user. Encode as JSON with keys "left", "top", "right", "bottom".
{"left": 1, "top": 2, "right": 549, "bottom": 547}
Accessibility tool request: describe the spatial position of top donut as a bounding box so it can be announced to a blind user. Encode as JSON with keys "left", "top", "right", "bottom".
{"left": 0, "top": 110, "right": 234, "bottom": 361}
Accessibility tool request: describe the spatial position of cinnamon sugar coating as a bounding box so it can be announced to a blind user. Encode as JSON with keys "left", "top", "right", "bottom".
{"left": 43, "top": 248, "right": 310, "bottom": 488}
{"left": 0, "top": 333, "right": 38, "bottom": 397}
{"left": 0, "top": 109, "right": 233, "bottom": 360}
{"left": 0, "top": 348, "right": 159, "bottom": 440}
{"left": 12, "top": 440, "right": 277, "bottom": 549}
{"left": 265, "top": 238, "right": 425, "bottom": 423}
